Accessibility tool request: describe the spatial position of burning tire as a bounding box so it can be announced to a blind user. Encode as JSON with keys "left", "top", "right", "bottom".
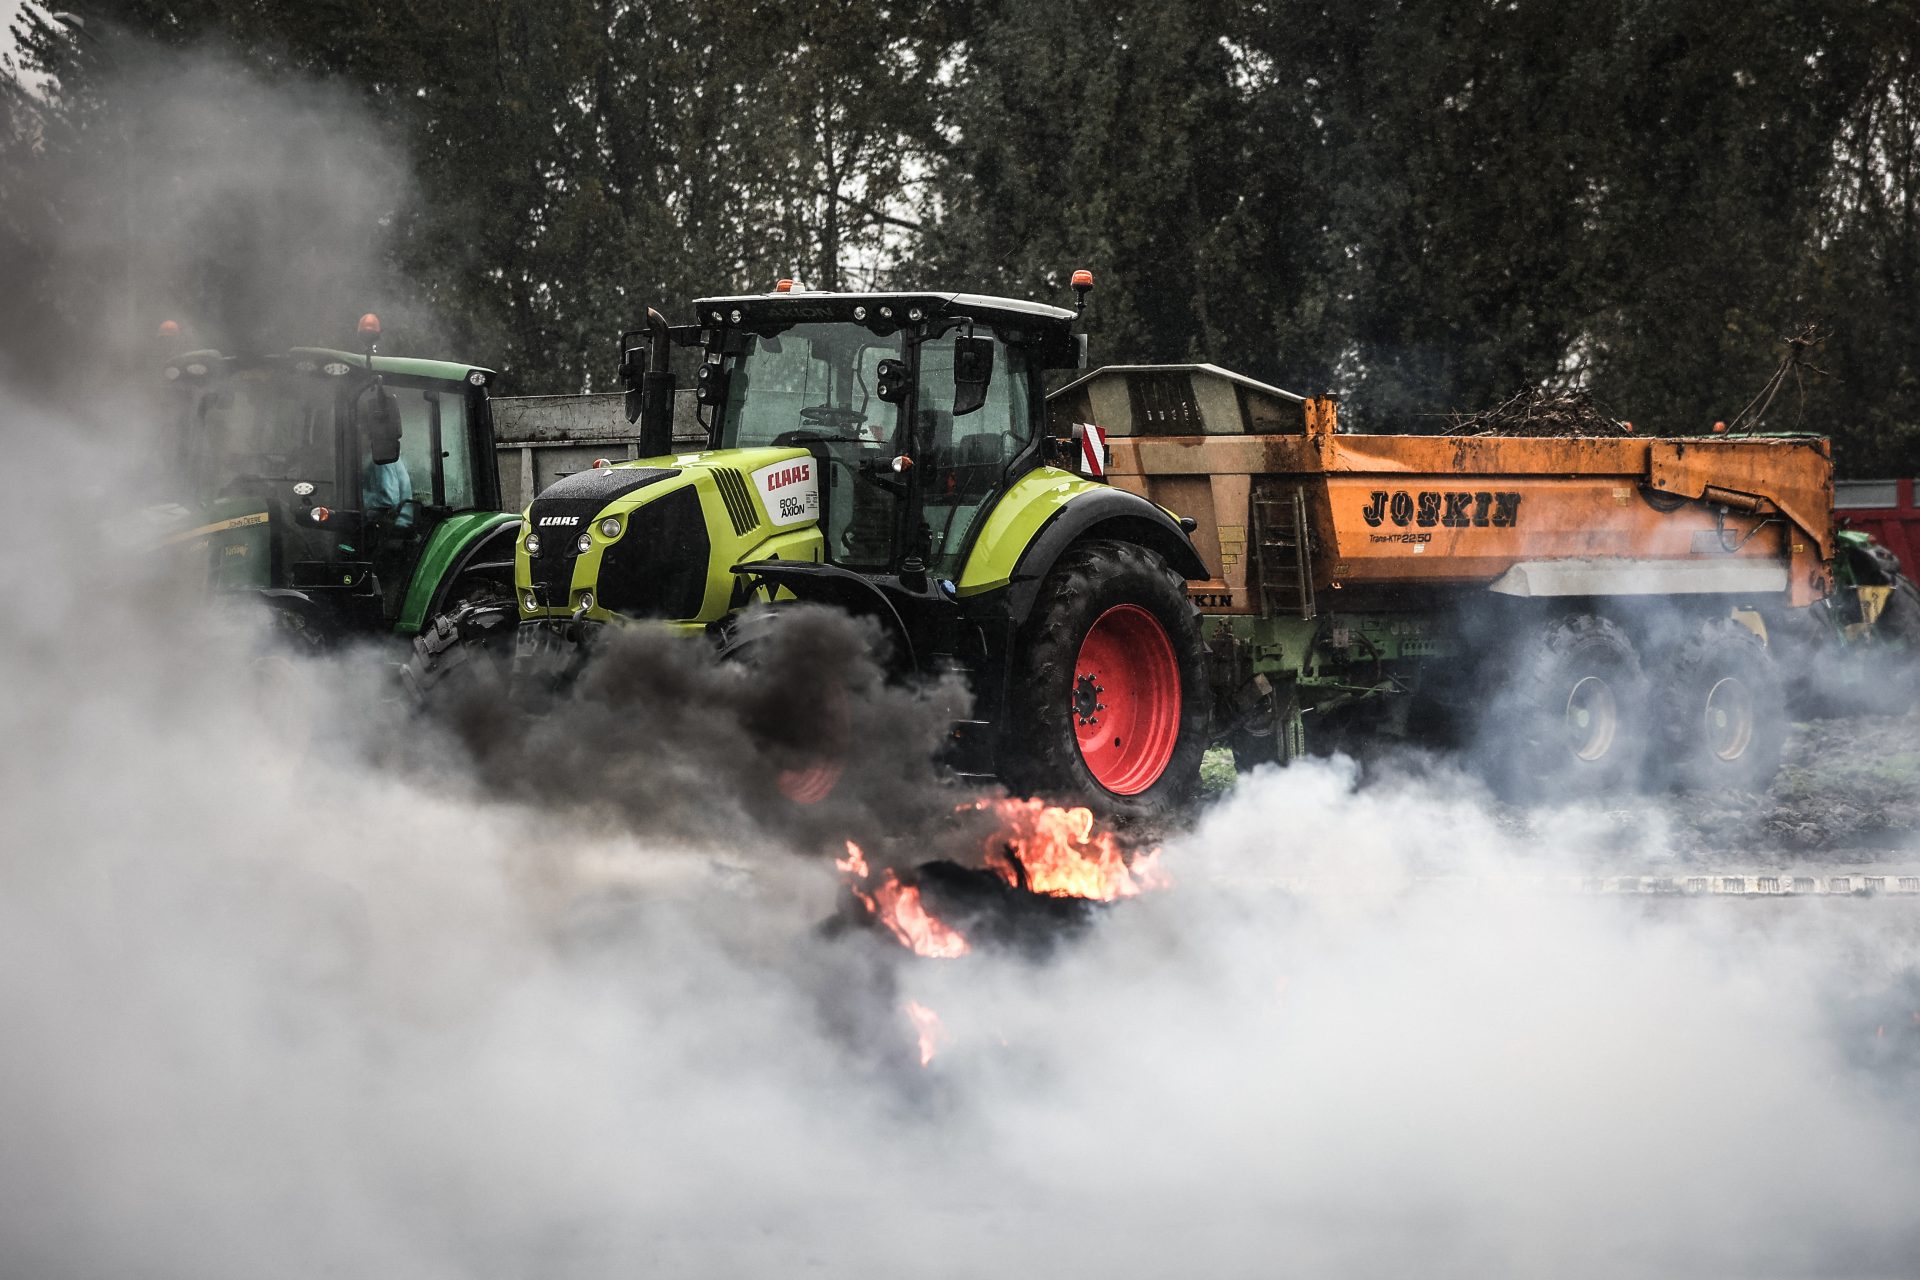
{"left": 1002, "top": 539, "right": 1207, "bottom": 817}
{"left": 1486, "top": 612, "right": 1648, "bottom": 798}
{"left": 1649, "top": 615, "right": 1786, "bottom": 791}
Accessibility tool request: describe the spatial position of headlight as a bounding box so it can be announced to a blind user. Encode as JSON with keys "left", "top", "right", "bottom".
{"left": 576, "top": 532, "right": 593, "bottom": 554}
{"left": 598, "top": 517, "right": 621, "bottom": 538}
{"left": 524, "top": 531, "right": 541, "bottom": 555}
{"left": 577, "top": 591, "right": 595, "bottom": 612}
{"left": 522, "top": 590, "right": 537, "bottom": 611}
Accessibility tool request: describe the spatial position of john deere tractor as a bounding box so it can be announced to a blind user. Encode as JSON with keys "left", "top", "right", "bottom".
{"left": 149, "top": 316, "right": 523, "bottom": 649}
{"left": 410, "top": 281, "right": 1212, "bottom": 812}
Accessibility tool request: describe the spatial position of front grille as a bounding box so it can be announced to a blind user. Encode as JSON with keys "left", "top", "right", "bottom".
{"left": 597, "top": 486, "right": 711, "bottom": 620}
{"left": 712, "top": 468, "right": 758, "bottom": 536}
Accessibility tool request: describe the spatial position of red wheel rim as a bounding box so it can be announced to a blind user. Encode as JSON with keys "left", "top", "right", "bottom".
{"left": 778, "top": 760, "right": 844, "bottom": 805}
{"left": 775, "top": 679, "right": 851, "bottom": 806}
{"left": 1071, "top": 603, "right": 1182, "bottom": 795}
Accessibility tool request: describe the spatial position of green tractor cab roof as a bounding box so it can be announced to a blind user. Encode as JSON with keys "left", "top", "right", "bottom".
{"left": 165, "top": 347, "right": 494, "bottom": 387}
{"left": 686, "top": 290, "right": 1082, "bottom": 366}
{"left": 285, "top": 348, "right": 495, "bottom": 387}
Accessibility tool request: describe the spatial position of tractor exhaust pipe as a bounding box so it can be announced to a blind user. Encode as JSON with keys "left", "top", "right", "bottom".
{"left": 620, "top": 307, "right": 677, "bottom": 460}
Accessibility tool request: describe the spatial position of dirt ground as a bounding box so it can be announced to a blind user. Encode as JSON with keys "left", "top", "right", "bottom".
{"left": 1653, "top": 710, "right": 1920, "bottom": 861}
{"left": 1206, "top": 709, "right": 1920, "bottom": 866}
{"left": 1512, "top": 709, "right": 1920, "bottom": 865}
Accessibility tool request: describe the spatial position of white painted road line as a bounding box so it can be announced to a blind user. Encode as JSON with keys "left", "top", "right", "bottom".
{"left": 1235, "top": 873, "right": 1920, "bottom": 897}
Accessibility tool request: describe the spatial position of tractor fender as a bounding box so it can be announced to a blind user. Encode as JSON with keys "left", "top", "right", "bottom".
{"left": 398, "top": 511, "right": 524, "bottom": 635}
{"left": 1003, "top": 487, "right": 1208, "bottom": 624}
{"left": 726, "top": 561, "right": 926, "bottom": 672}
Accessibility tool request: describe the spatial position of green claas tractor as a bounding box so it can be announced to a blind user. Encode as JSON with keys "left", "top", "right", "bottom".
{"left": 409, "top": 279, "right": 1213, "bottom": 812}
{"left": 149, "top": 315, "right": 523, "bottom": 649}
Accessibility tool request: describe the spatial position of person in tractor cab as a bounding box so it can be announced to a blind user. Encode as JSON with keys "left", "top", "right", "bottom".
{"left": 361, "top": 445, "right": 414, "bottom": 528}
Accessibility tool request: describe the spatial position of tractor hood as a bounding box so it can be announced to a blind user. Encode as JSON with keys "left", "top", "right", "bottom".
{"left": 517, "top": 447, "right": 826, "bottom": 623}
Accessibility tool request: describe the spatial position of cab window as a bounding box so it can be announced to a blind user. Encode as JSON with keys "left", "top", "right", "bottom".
{"left": 916, "top": 334, "right": 1032, "bottom": 574}
{"left": 391, "top": 385, "right": 476, "bottom": 509}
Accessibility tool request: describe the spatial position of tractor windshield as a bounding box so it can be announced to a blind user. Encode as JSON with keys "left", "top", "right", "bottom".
{"left": 182, "top": 368, "right": 340, "bottom": 500}
{"left": 717, "top": 322, "right": 903, "bottom": 450}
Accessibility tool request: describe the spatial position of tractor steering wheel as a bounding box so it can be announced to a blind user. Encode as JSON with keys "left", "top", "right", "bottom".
{"left": 798, "top": 404, "right": 866, "bottom": 429}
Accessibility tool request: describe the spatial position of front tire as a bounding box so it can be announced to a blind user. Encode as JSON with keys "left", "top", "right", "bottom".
{"left": 1650, "top": 616, "right": 1786, "bottom": 791}
{"left": 402, "top": 599, "right": 517, "bottom": 705}
{"left": 1002, "top": 540, "right": 1207, "bottom": 818}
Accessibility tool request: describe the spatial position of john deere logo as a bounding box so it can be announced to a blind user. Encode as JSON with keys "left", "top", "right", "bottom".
{"left": 1362, "top": 489, "right": 1523, "bottom": 529}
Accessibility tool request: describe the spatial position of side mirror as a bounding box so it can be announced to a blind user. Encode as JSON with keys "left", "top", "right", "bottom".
{"left": 876, "top": 358, "right": 908, "bottom": 404}
{"left": 365, "top": 388, "right": 403, "bottom": 465}
{"left": 952, "top": 335, "right": 994, "bottom": 417}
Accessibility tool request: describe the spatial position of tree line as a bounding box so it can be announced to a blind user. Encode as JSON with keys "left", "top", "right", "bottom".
{"left": 4, "top": 0, "right": 1916, "bottom": 471}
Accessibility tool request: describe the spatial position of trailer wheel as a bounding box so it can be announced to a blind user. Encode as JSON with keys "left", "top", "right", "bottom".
{"left": 1489, "top": 613, "right": 1648, "bottom": 799}
{"left": 1228, "top": 687, "right": 1301, "bottom": 772}
{"left": 1004, "top": 540, "right": 1207, "bottom": 817}
{"left": 1649, "top": 616, "right": 1786, "bottom": 791}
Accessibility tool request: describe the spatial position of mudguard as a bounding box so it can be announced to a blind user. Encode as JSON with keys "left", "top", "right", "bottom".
{"left": 728, "top": 561, "right": 959, "bottom": 673}
{"left": 998, "top": 485, "right": 1208, "bottom": 623}
{"left": 396, "top": 510, "right": 523, "bottom": 636}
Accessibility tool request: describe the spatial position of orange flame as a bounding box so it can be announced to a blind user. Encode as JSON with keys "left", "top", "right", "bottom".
{"left": 836, "top": 840, "right": 870, "bottom": 879}
{"left": 839, "top": 840, "right": 970, "bottom": 958}
{"left": 903, "top": 999, "right": 946, "bottom": 1066}
{"left": 976, "top": 798, "right": 1169, "bottom": 901}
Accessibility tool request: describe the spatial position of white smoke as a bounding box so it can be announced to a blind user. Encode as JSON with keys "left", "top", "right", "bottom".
{"left": 6, "top": 432, "right": 1920, "bottom": 1278}
{"left": 6, "top": 42, "right": 1920, "bottom": 1280}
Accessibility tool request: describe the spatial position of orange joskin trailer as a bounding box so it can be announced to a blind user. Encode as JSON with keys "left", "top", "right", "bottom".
{"left": 1046, "top": 365, "right": 1836, "bottom": 792}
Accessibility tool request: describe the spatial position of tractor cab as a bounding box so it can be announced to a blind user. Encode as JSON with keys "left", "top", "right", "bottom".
{"left": 670, "top": 290, "right": 1084, "bottom": 580}
{"left": 153, "top": 326, "right": 512, "bottom": 640}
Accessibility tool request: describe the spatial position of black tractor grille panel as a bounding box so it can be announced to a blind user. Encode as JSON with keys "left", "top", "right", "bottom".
{"left": 597, "top": 486, "right": 711, "bottom": 620}
{"left": 524, "top": 468, "right": 681, "bottom": 607}
{"left": 712, "top": 468, "right": 758, "bottom": 536}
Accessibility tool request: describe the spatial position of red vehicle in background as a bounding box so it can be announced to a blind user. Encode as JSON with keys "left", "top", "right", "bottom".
{"left": 1836, "top": 478, "right": 1920, "bottom": 580}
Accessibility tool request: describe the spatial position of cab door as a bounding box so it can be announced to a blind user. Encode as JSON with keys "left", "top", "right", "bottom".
{"left": 910, "top": 333, "right": 1036, "bottom": 578}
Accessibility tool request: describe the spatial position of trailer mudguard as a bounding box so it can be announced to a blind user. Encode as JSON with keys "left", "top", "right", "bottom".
{"left": 397, "top": 510, "right": 523, "bottom": 636}
{"left": 957, "top": 469, "right": 1207, "bottom": 622}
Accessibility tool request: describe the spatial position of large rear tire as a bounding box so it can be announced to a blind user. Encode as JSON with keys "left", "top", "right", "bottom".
{"left": 1649, "top": 616, "right": 1786, "bottom": 791}
{"left": 1002, "top": 540, "right": 1207, "bottom": 819}
{"left": 1485, "top": 613, "right": 1648, "bottom": 800}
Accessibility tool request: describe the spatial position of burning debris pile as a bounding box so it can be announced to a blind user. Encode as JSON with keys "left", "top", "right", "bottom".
{"left": 835, "top": 798, "right": 1171, "bottom": 1064}
{"left": 1446, "top": 387, "right": 1635, "bottom": 437}
{"left": 837, "top": 798, "right": 1170, "bottom": 961}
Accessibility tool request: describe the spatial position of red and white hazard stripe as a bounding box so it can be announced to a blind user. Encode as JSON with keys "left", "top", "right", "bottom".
{"left": 1076, "top": 421, "right": 1108, "bottom": 478}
